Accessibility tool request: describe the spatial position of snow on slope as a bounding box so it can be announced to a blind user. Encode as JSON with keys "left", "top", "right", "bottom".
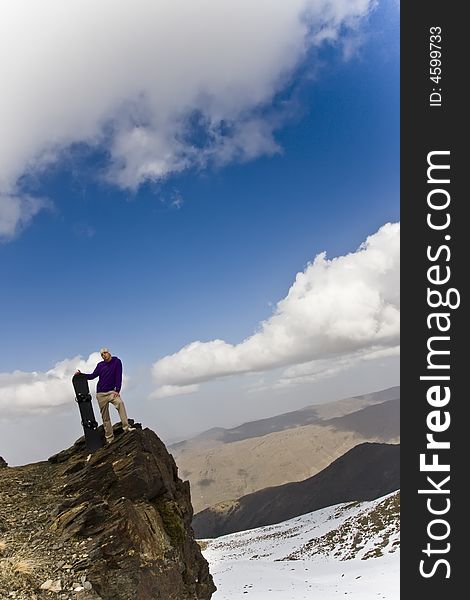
{"left": 201, "top": 491, "right": 399, "bottom": 599}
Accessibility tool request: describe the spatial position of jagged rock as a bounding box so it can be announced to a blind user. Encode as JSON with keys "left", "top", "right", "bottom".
{"left": 48, "top": 420, "right": 141, "bottom": 465}
{"left": 47, "top": 424, "right": 216, "bottom": 599}
{"left": 0, "top": 423, "right": 215, "bottom": 599}
{"left": 0, "top": 457, "right": 7, "bottom": 468}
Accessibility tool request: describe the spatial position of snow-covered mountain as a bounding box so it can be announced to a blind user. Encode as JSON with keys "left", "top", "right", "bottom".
{"left": 201, "top": 491, "right": 399, "bottom": 599}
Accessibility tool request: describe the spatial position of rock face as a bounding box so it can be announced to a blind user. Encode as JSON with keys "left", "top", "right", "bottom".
{"left": 49, "top": 425, "right": 216, "bottom": 599}
{"left": 0, "top": 423, "right": 216, "bottom": 600}
{"left": 0, "top": 456, "right": 7, "bottom": 468}
{"left": 193, "top": 442, "right": 400, "bottom": 538}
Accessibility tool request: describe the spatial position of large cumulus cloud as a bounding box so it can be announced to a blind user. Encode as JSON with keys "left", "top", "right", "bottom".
{"left": 0, "top": 0, "right": 376, "bottom": 240}
{"left": 152, "top": 222, "right": 399, "bottom": 396}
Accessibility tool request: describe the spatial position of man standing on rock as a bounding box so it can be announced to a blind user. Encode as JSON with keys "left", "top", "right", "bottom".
{"left": 76, "top": 348, "right": 135, "bottom": 444}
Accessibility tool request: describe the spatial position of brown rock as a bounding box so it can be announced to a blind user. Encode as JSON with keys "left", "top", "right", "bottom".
{"left": 48, "top": 425, "right": 215, "bottom": 599}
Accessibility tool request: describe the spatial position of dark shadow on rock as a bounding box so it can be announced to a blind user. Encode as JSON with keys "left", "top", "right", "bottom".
{"left": 323, "top": 398, "right": 400, "bottom": 441}
{"left": 47, "top": 423, "right": 216, "bottom": 599}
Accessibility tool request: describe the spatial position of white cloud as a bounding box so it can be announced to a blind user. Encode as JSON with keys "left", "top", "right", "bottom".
{"left": 152, "top": 222, "right": 400, "bottom": 396}
{"left": 0, "top": 353, "right": 126, "bottom": 416}
{"left": 150, "top": 384, "right": 200, "bottom": 401}
{"left": 0, "top": 0, "right": 376, "bottom": 238}
{"left": 272, "top": 345, "right": 400, "bottom": 389}
{"left": 0, "top": 194, "right": 50, "bottom": 242}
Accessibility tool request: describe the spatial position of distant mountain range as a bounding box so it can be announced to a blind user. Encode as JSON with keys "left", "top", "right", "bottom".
{"left": 201, "top": 491, "right": 400, "bottom": 598}
{"left": 193, "top": 442, "right": 400, "bottom": 538}
{"left": 170, "top": 386, "right": 400, "bottom": 512}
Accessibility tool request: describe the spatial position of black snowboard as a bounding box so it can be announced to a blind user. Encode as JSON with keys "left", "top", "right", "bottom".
{"left": 72, "top": 373, "right": 102, "bottom": 453}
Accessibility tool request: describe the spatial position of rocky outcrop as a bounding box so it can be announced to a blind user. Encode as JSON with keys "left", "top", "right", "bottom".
{"left": 0, "top": 457, "right": 7, "bottom": 468}
{"left": 193, "top": 442, "right": 400, "bottom": 538}
{"left": 0, "top": 423, "right": 216, "bottom": 599}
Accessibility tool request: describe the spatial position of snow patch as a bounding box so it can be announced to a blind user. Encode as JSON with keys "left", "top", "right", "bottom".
{"left": 201, "top": 491, "right": 400, "bottom": 599}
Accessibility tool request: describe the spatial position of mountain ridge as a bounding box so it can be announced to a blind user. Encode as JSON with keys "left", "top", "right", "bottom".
{"left": 171, "top": 386, "right": 399, "bottom": 448}
{"left": 193, "top": 442, "right": 400, "bottom": 538}
{"left": 171, "top": 387, "right": 400, "bottom": 512}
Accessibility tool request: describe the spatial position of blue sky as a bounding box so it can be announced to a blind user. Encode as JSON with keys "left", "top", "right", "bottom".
{"left": 0, "top": 1, "right": 399, "bottom": 463}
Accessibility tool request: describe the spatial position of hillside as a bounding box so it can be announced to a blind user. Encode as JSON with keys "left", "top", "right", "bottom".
{"left": 193, "top": 442, "right": 400, "bottom": 538}
{"left": 202, "top": 491, "right": 400, "bottom": 599}
{"left": 170, "top": 387, "right": 400, "bottom": 512}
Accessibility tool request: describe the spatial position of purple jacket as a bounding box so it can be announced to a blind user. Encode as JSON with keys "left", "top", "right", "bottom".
{"left": 84, "top": 356, "right": 122, "bottom": 393}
